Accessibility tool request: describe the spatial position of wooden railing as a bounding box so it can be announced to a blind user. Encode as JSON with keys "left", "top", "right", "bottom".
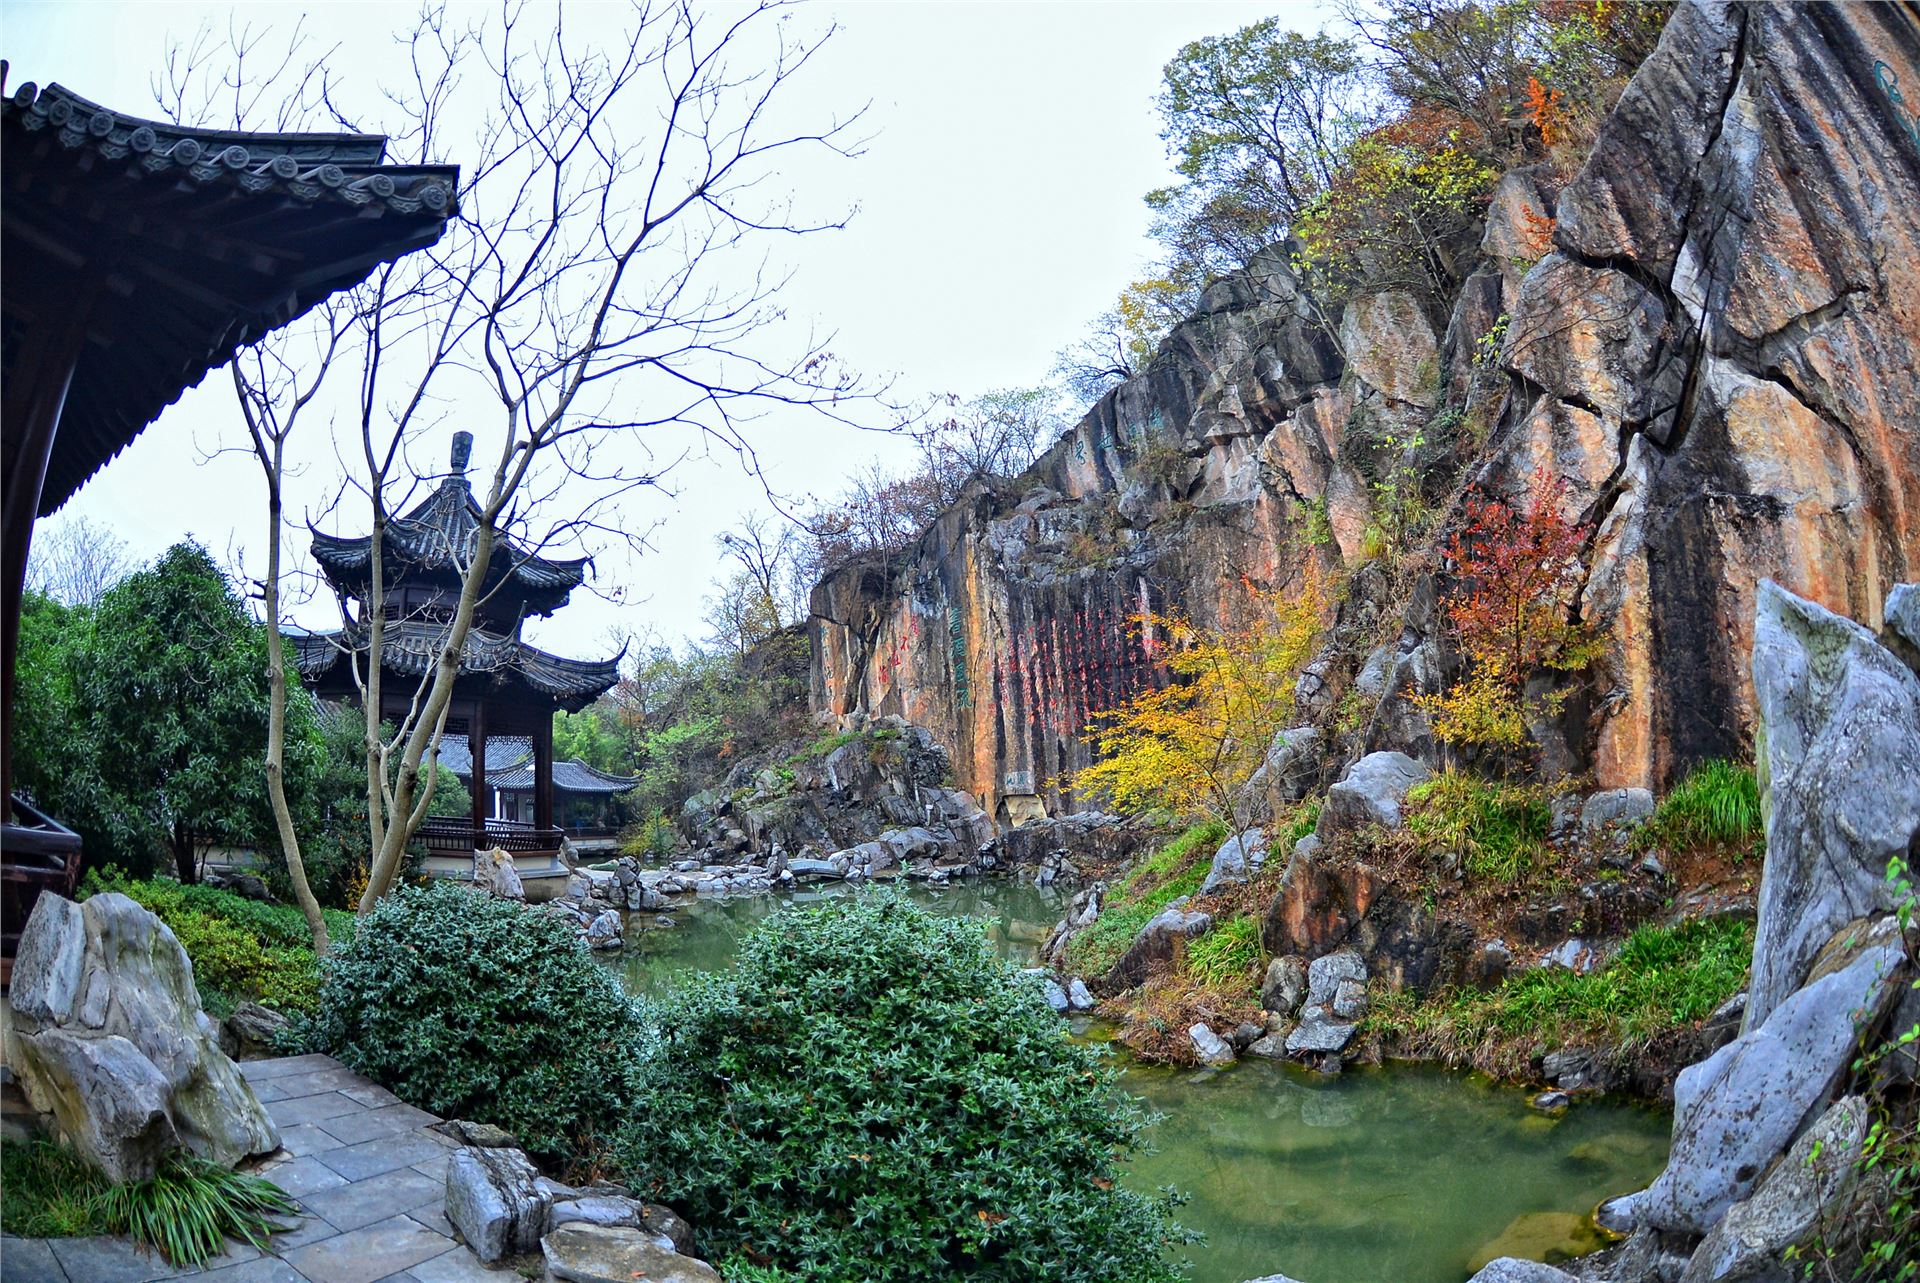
{"left": 2, "top": 796, "right": 84, "bottom": 981}
{"left": 416, "top": 817, "right": 565, "bottom": 855}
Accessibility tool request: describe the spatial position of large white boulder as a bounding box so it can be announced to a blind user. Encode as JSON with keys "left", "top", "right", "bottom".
{"left": 1678, "top": 1095, "right": 1869, "bottom": 1283}
{"left": 1748, "top": 581, "right": 1920, "bottom": 1023}
{"left": 1318, "top": 752, "right": 1431, "bottom": 838}
{"left": 1633, "top": 936, "right": 1905, "bottom": 1234}
{"left": 7, "top": 892, "right": 278, "bottom": 1181}
{"left": 1199, "top": 829, "right": 1266, "bottom": 896}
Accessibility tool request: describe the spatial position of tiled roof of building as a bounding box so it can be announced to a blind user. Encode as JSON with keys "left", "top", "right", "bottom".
{"left": 308, "top": 458, "right": 590, "bottom": 614}
{"left": 2, "top": 81, "right": 459, "bottom": 515}
{"left": 292, "top": 620, "right": 618, "bottom": 712}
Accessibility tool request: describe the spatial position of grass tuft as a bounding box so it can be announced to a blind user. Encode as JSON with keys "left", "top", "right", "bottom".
{"left": 1367, "top": 916, "right": 1754, "bottom": 1061}
{"left": 95, "top": 1152, "right": 298, "bottom": 1267}
{"left": 1637, "top": 758, "right": 1763, "bottom": 859}
{"left": 1, "top": 1143, "right": 296, "bottom": 1269}
{"left": 1185, "top": 915, "right": 1262, "bottom": 993}
{"left": 1404, "top": 769, "right": 1551, "bottom": 881}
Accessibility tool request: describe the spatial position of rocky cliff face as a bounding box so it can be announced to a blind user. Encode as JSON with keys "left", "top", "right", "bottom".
{"left": 809, "top": 0, "right": 1920, "bottom": 815}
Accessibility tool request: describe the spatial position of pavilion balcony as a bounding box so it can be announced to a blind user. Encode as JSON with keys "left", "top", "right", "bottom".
{"left": 416, "top": 816, "right": 567, "bottom": 857}
{"left": 414, "top": 816, "right": 574, "bottom": 902}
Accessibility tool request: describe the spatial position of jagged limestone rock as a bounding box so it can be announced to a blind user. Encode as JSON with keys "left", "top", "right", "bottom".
{"left": 1678, "top": 1095, "right": 1869, "bottom": 1283}
{"left": 1634, "top": 939, "right": 1904, "bottom": 1234}
{"left": 1749, "top": 580, "right": 1920, "bottom": 1023}
{"left": 1199, "top": 829, "right": 1265, "bottom": 896}
{"left": 7, "top": 893, "right": 277, "bottom": 1181}
{"left": 1318, "top": 752, "right": 1430, "bottom": 839}
{"left": 446, "top": 1144, "right": 549, "bottom": 1262}
{"left": 1101, "top": 907, "right": 1211, "bottom": 992}
{"left": 473, "top": 847, "right": 526, "bottom": 900}
{"left": 1260, "top": 956, "right": 1307, "bottom": 1015}
{"left": 1188, "top": 1023, "right": 1236, "bottom": 1066}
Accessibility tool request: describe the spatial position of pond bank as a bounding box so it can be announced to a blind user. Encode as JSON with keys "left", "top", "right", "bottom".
{"left": 596, "top": 879, "right": 1670, "bottom": 1283}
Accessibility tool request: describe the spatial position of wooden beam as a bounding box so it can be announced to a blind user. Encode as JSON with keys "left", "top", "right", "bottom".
{"left": 3, "top": 268, "right": 101, "bottom": 803}
{"left": 469, "top": 697, "right": 489, "bottom": 848}
{"left": 533, "top": 713, "right": 554, "bottom": 833}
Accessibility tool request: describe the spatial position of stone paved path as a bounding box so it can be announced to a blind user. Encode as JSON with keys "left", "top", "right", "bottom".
{"left": 2, "top": 1055, "right": 506, "bottom": 1283}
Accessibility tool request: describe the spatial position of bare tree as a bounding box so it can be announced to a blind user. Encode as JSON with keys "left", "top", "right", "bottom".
{"left": 153, "top": 18, "right": 354, "bottom": 951}
{"left": 190, "top": 0, "right": 879, "bottom": 915}
{"left": 716, "top": 511, "right": 803, "bottom": 630}
{"left": 23, "top": 515, "right": 132, "bottom": 607}
{"left": 230, "top": 313, "right": 350, "bottom": 954}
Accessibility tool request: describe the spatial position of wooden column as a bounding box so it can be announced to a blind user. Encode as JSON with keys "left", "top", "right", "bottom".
{"left": 533, "top": 712, "right": 554, "bottom": 833}
{"left": 1, "top": 276, "right": 97, "bottom": 805}
{"left": 468, "top": 698, "right": 489, "bottom": 849}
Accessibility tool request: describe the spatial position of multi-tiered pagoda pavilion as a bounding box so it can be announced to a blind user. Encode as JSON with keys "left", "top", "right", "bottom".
{"left": 295, "top": 431, "right": 622, "bottom": 893}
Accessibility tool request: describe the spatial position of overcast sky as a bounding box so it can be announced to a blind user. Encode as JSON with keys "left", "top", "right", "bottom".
{"left": 7, "top": 0, "right": 1325, "bottom": 654}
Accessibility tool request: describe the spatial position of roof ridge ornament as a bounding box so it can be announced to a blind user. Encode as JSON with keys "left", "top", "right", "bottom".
{"left": 450, "top": 430, "right": 472, "bottom": 475}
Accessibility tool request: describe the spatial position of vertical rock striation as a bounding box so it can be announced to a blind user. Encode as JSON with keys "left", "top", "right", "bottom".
{"left": 810, "top": 1, "right": 1920, "bottom": 813}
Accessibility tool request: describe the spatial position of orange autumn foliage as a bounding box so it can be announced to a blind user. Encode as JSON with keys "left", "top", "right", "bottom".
{"left": 1525, "top": 76, "right": 1569, "bottom": 147}
{"left": 1420, "top": 474, "right": 1602, "bottom": 748}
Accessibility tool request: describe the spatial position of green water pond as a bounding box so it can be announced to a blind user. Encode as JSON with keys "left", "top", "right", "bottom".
{"left": 598, "top": 879, "right": 1670, "bottom": 1283}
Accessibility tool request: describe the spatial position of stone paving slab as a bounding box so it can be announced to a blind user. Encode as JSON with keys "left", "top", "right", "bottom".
{"left": 4, "top": 1055, "right": 514, "bottom": 1283}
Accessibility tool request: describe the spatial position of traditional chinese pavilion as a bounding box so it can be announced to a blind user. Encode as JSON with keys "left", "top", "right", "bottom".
{"left": 440, "top": 736, "right": 638, "bottom": 847}
{"left": 295, "top": 432, "right": 622, "bottom": 891}
{"left": 1, "top": 72, "right": 459, "bottom": 967}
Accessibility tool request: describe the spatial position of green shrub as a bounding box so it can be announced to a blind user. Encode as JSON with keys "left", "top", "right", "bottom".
{"left": 307, "top": 882, "right": 642, "bottom": 1163}
{"left": 1638, "top": 758, "right": 1762, "bottom": 858}
{"left": 1186, "top": 915, "right": 1261, "bottom": 991}
{"left": 1405, "top": 769, "right": 1551, "bottom": 881}
{"left": 621, "top": 810, "right": 678, "bottom": 860}
{"left": 78, "top": 869, "right": 345, "bottom": 1016}
{"left": 617, "top": 893, "right": 1193, "bottom": 1283}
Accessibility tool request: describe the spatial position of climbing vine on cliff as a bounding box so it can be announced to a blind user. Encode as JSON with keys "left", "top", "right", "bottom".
{"left": 1420, "top": 477, "right": 1601, "bottom": 749}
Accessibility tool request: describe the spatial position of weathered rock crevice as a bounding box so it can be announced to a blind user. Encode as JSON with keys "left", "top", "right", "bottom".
{"left": 811, "top": 0, "right": 1920, "bottom": 809}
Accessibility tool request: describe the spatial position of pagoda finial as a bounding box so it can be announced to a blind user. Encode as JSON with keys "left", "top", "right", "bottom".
{"left": 450, "top": 430, "right": 472, "bottom": 474}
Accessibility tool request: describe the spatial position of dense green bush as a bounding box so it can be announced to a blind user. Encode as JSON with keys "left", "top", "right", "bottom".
{"left": 617, "top": 894, "right": 1192, "bottom": 1283}
{"left": 80, "top": 870, "right": 351, "bottom": 1017}
{"left": 307, "top": 883, "right": 641, "bottom": 1162}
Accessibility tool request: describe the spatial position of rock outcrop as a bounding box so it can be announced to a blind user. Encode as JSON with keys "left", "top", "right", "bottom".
{"left": 1747, "top": 579, "right": 1920, "bottom": 1023}
{"left": 1588, "top": 582, "right": 1920, "bottom": 1279}
{"left": 807, "top": 0, "right": 1920, "bottom": 818}
{"left": 6, "top": 892, "right": 279, "bottom": 1181}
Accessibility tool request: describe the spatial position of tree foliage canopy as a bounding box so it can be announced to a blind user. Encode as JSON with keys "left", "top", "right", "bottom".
{"left": 10, "top": 541, "right": 382, "bottom": 891}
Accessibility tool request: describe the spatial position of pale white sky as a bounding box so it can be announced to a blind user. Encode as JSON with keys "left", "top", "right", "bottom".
{"left": 6, "top": 0, "right": 1330, "bottom": 652}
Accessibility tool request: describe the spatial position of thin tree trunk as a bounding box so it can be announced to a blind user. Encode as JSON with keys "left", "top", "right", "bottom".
{"left": 173, "top": 825, "right": 197, "bottom": 885}
{"left": 259, "top": 433, "right": 331, "bottom": 955}
{"left": 359, "top": 521, "right": 497, "bottom": 909}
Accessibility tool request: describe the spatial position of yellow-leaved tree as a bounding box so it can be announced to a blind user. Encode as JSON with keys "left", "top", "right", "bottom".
{"left": 1072, "top": 571, "right": 1331, "bottom": 861}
